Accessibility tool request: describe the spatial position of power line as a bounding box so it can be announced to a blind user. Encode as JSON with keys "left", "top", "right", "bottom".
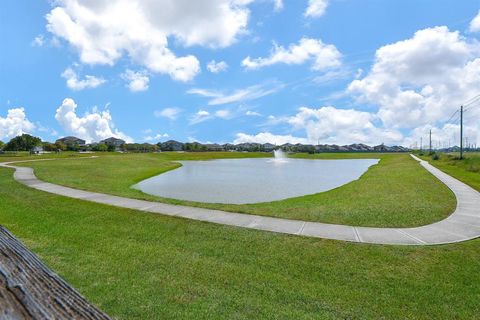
{"left": 460, "top": 105, "right": 464, "bottom": 159}
{"left": 463, "top": 101, "right": 480, "bottom": 113}
{"left": 445, "top": 109, "right": 459, "bottom": 124}
{"left": 463, "top": 94, "right": 480, "bottom": 106}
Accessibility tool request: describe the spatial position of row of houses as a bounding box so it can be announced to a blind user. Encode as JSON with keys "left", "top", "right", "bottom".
{"left": 158, "top": 140, "right": 411, "bottom": 153}
{"left": 55, "top": 136, "right": 126, "bottom": 150}
{"left": 30, "top": 136, "right": 409, "bottom": 154}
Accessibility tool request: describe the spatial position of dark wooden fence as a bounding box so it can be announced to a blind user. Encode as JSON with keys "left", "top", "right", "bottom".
{"left": 0, "top": 226, "right": 111, "bottom": 319}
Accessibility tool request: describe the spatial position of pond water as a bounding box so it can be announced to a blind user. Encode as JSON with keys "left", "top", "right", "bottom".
{"left": 133, "top": 158, "right": 379, "bottom": 204}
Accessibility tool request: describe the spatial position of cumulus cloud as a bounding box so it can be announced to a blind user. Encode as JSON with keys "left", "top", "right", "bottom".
{"left": 0, "top": 108, "right": 36, "bottom": 140}
{"left": 235, "top": 105, "right": 404, "bottom": 146}
{"left": 45, "top": 0, "right": 266, "bottom": 81}
{"left": 207, "top": 60, "right": 229, "bottom": 73}
{"left": 234, "top": 132, "right": 308, "bottom": 145}
{"left": 470, "top": 10, "right": 480, "bottom": 32}
{"left": 187, "top": 82, "right": 284, "bottom": 105}
{"left": 121, "top": 70, "right": 149, "bottom": 92}
{"left": 61, "top": 67, "right": 106, "bottom": 90}
{"left": 305, "top": 0, "right": 328, "bottom": 18}
{"left": 154, "top": 107, "right": 182, "bottom": 120}
{"left": 287, "top": 106, "right": 403, "bottom": 145}
{"left": 242, "top": 38, "right": 341, "bottom": 71}
{"left": 55, "top": 98, "right": 132, "bottom": 143}
{"left": 349, "top": 26, "right": 480, "bottom": 132}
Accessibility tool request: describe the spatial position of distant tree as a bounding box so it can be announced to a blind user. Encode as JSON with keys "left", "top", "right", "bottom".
{"left": 93, "top": 143, "right": 108, "bottom": 152}
{"left": 107, "top": 144, "right": 116, "bottom": 152}
{"left": 123, "top": 143, "right": 157, "bottom": 153}
{"left": 123, "top": 143, "right": 137, "bottom": 152}
{"left": 4, "top": 134, "right": 42, "bottom": 151}
{"left": 42, "top": 142, "right": 57, "bottom": 152}
{"left": 66, "top": 142, "right": 80, "bottom": 151}
{"left": 55, "top": 141, "right": 67, "bottom": 151}
{"left": 0, "top": 141, "right": 4, "bottom": 150}
{"left": 184, "top": 142, "right": 207, "bottom": 152}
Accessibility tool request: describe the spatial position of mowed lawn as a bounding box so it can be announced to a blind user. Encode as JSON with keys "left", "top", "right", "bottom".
{"left": 0, "top": 167, "right": 479, "bottom": 319}
{"left": 18, "top": 152, "right": 455, "bottom": 227}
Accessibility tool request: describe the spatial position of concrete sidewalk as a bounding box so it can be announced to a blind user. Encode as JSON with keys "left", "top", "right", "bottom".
{"left": 1, "top": 154, "right": 479, "bottom": 245}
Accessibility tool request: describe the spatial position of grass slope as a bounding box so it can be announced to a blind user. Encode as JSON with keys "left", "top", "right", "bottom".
{"left": 18, "top": 152, "right": 455, "bottom": 227}
{"left": 420, "top": 152, "right": 480, "bottom": 192}
{"left": 0, "top": 167, "right": 479, "bottom": 319}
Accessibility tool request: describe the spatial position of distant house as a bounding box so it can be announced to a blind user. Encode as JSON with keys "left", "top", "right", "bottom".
{"left": 263, "top": 143, "right": 276, "bottom": 152}
{"left": 374, "top": 144, "right": 387, "bottom": 152}
{"left": 205, "top": 144, "right": 224, "bottom": 152}
{"left": 99, "top": 137, "right": 126, "bottom": 149}
{"left": 222, "top": 143, "right": 236, "bottom": 151}
{"left": 56, "top": 136, "right": 86, "bottom": 147}
{"left": 30, "top": 146, "right": 44, "bottom": 154}
{"left": 159, "top": 140, "right": 184, "bottom": 151}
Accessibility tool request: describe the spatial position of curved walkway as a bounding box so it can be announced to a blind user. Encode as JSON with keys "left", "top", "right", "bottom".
{"left": 1, "top": 155, "right": 479, "bottom": 245}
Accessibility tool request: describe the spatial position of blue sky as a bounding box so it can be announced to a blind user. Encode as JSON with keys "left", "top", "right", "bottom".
{"left": 1, "top": 0, "right": 480, "bottom": 146}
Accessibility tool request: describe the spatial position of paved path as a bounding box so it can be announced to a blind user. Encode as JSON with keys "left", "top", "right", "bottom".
{"left": 1, "top": 155, "right": 479, "bottom": 245}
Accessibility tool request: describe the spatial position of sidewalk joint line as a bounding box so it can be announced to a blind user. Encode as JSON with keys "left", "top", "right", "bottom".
{"left": 397, "top": 230, "right": 426, "bottom": 244}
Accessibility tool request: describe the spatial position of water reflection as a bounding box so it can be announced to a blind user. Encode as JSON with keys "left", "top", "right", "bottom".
{"left": 133, "top": 158, "right": 379, "bottom": 204}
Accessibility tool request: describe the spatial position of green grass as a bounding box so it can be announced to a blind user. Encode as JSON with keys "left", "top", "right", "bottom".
{"left": 17, "top": 152, "right": 455, "bottom": 227}
{"left": 0, "top": 167, "right": 479, "bottom": 319}
{"left": 420, "top": 152, "right": 480, "bottom": 192}
{"left": 0, "top": 151, "right": 94, "bottom": 163}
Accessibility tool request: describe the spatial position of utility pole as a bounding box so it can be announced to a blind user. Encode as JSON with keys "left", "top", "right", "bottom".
{"left": 460, "top": 105, "right": 464, "bottom": 160}
{"left": 420, "top": 137, "right": 423, "bottom": 152}
{"left": 429, "top": 129, "right": 432, "bottom": 154}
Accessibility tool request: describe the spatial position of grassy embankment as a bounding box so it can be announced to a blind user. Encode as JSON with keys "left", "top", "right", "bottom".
{"left": 420, "top": 152, "right": 480, "bottom": 192}
{"left": 16, "top": 152, "right": 455, "bottom": 227}
{"left": 0, "top": 166, "right": 479, "bottom": 319}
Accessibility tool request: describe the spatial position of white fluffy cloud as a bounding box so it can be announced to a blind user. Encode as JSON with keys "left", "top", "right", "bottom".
{"left": 55, "top": 98, "right": 132, "bottom": 143}
{"left": 240, "top": 26, "right": 480, "bottom": 147}
{"left": 235, "top": 105, "right": 404, "bottom": 146}
{"left": 470, "top": 10, "right": 480, "bottom": 32}
{"left": 121, "top": 70, "right": 149, "bottom": 92}
{"left": 287, "top": 106, "right": 402, "bottom": 145}
{"left": 61, "top": 67, "right": 106, "bottom": 90}
{"left": 305, "top": 0, "right": 328, "bottom": 18}
{"left": 234, "top": 132, "right": 308, "bottom": 145}
{"left": 0, "top": 108, "right": 36, "bottom": 141}
{"left": 242, "top": 38, "right": 341, "bottom": 71}
{"left": 349, "top": 26, "right": 480, "bottom": 132}
{"left": 154, "top": 107, "right": 182, "bottom": 120}
{"left": 45, "top": 0, "right": 265, "bottom": 81}
{"left": 207, "top": 60, "right": 229, "bottom": 73}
